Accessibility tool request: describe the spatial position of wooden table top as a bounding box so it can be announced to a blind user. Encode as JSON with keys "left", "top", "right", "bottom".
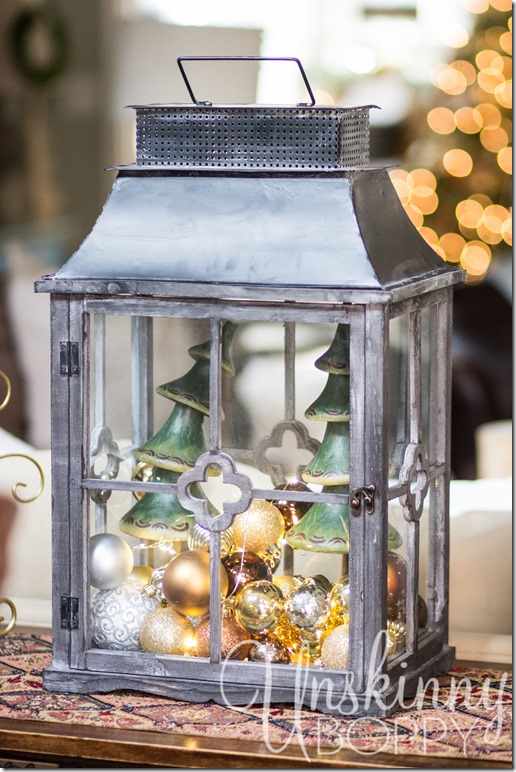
{"left": 0, "top": 630, "right": 511, "bottom": 768}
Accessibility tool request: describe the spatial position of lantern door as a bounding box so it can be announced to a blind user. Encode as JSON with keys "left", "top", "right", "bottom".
{"left": 45, "top": 292, "right": 453, "bottom": 715}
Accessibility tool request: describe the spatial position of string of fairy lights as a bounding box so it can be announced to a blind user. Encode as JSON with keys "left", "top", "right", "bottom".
{"left": 389, "top": 0, "right": 512, "bottom": 281}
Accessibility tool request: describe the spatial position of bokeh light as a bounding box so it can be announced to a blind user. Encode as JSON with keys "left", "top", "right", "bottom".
{"left": 489, "top": 0, "right": 512, "bottom": 11}
{"left": 460, "top": 241, "right": 492, "bottom": 277}
{"left": 440, "top": 232, "right": 466, "bottom": 262}
{"left": 461, "top": 0, "right": 489, "bottom": 11}
{"left": 497, "top": 146, "right": 512, "bottom": 173}
{"left": 454, "top": 106, "right": 483, "bottom": 133}
{"left": 456, "top": 199, "right": 484, "bottom": 228}
{"left": 480, "top": 125, "right": 509, "bottom": 151}
{"left": 443, "top": 148, "right": 473, "bottom": 176}
{"left": 475, "top": 102, "right": 502, "bottom": 127}
{"left": 428, "top": 107, "right": 456, "bottom": 134}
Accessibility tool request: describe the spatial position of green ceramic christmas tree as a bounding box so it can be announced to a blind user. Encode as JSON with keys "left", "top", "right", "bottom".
{"left": 119, "top": 322, "right": 236, "bottom": 542}
{"left": 286, "top": 324, "right": 402, "bottom": 553}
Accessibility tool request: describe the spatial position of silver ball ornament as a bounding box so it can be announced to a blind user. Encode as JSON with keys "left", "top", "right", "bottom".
{"left": 90, "top": 533, "right": 134, "bottom": 590}
{"left": 90, "top": 580, "right": 160, "bottom": 650}
{"left": 284, "top": 580, "right": 330, "bottom": 631}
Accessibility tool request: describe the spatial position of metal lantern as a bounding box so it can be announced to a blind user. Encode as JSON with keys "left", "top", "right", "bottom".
{"left": 36, "top": 57, "right": 464, "bottom": 716}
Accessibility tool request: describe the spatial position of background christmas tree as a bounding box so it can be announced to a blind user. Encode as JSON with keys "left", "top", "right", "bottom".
{"left": 390, "top": 0, "right": 512, "bottom": 283}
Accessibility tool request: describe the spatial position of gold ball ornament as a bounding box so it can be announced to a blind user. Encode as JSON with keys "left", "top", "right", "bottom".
{"left": 140, "top": 607, "right": 195, "bottom": 655}
{"left": 195, "top": 617, "right": 251, "bottom": 660}
{"left": 162, "top": 550, "right": 228, "bottom": 617}
{"left": 231, "top": 500, "right": 285, "bottom": 555}
{"left": 273, "top": 574, "right": 303, "bottom": 599}
{"left": 234, "top": 580, "right": 284, "bottom": 633}
{"left": 320, "top": 623, "right": 349, "bottom": 669}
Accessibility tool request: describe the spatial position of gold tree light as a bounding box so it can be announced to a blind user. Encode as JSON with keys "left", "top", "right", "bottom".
{"left": 393, "top": 0, "right": 512, "bottom": 282}
{"left": 0, "top": 370, "right": 45, "bottom": 636}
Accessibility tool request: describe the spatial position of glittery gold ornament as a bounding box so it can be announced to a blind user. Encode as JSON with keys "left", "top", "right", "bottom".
{"left": 222, "top": 550, "right": 272, "bottom": 596}
{"left": 188, "top": 522, "right": 234, "bottom": 557}
{"left": 234, "top": 580, "right": 283, "bottom": 633}
{"left": 162, "top": 550, "right": 228, "bottom": 617}
{"left": 273, "top": 574, "right": 303, "bottom": 599}
{"left": 129, "top": 565, "right": 153, "bottom": 584}
{"left": 140, "top": 607, "right": 195, "bottom": 655}
{"left": 231, "top": 500, "right": 285, "bottom": 555}
{"left": 320, "top": 623, "right": 349, "bottom": 669}
{"left": 329, "top": 575, "right": 350, "bottom": 626}
{"left": 250, "top": 636, "right": 291, "bottom": 664}
{"left": 284, "top": 579, "right": 331, "bottom": 631}
{"left": 195, "top": 617, "right": 251, "bottom": 660}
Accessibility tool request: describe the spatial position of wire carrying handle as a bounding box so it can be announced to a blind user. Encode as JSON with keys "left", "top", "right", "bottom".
{"left": 177, "top": 55, "right": 316, "bottom": 107}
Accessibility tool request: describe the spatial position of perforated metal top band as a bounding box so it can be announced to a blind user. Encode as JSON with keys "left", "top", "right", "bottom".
{"left": 133, "top": 106, "right": 372, "bottom": 170}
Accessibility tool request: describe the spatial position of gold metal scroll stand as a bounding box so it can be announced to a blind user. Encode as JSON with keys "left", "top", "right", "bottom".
{"left": 0, "top": 370, "right": 45, "bottom": 636}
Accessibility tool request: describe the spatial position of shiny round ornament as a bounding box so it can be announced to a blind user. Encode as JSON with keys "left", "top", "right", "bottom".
{"left": 273, "top": 574, "right": 303, "bottom": 599}
{"left": 231, "top": 500, "right": 285, "bottom": 555}
{"left": 250, "top": 636, "right": 291, "bottom": 664}
{"left": 271, "top": 481, "right": 312, "bottom": 529}
{"left": 284, "top": 580, "right": 331, "bottom": 631}
{"left": 195, "top": 617, "right": 251, "bottom": 660}
{"left": 234, "top": 580, "right": 283, "bottom": 633}
{"left": 89, "top": 533, "right": 134, "bottom": 590}
{"left": 222, "top": 550, "right": 272, "bottom": 596}
{"left": 188, "top": 522, "right": 234, "bottom": 557}
{"left": 140, "top": 606, "right": 195, "bottom": 655}
{"left": 320, "top": 623, "right": 349, "bottom": 669}
{"left": 162, "top": 550, "right": 228, "bottom": 617}
{"left": 90, "top": 580, "right": 160, "bottom": 650}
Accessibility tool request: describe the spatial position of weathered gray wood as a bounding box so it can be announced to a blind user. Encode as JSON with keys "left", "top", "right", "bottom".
{"left": 405, "top": 521, "right": 420, "bottom": 653}
{"left": 49, "top": 296, "right": 72, "bottom": 670}
{"left": 84, "top": 297, "right": 357, "bottom": 325}
{"left": 131, "top": 316, "right": 153, "bottom": 447}
{"left": 68, "top": 298, "right": 89, "bottom": 670}
{"left": 348, "top": 309, "right": 367, "bottom": 691}
{"left": 428, "top": 294, "right": 453, "bottom": 640}
{"left": 362, "top": 305, "right": 389, "bottom": 689}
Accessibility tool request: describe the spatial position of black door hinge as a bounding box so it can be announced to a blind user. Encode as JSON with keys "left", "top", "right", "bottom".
{"left": 60, "top": 595, "right": 79, "bottom": 629}
{"left": 60, "top": 341, "right": 80, "bottom": 376}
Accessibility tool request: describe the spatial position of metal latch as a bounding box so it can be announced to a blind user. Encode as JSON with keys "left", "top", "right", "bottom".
{"left": 350, "top": 484, "right": 376, "bottom": 515}
{"left": 60, "top": 595, "right": 79, "bottom": 629}
{"left": 60, "top": 342, "right": 80, "bottom": 376}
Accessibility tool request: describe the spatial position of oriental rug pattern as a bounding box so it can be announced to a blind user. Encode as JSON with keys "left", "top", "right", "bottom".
{"left": 0, "top": 633, "right": 511, "bottom": 763}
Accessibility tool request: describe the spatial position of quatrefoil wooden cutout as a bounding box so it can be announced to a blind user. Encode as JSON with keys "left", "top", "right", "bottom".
{"left": 253, "top": 419, "right": 320, "bottom": 486}
{"left": 399, "top": 443, "right": 430, "bottom": 522}
{"left": 176, "top": 451, "right": 253, "bottom": 532}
